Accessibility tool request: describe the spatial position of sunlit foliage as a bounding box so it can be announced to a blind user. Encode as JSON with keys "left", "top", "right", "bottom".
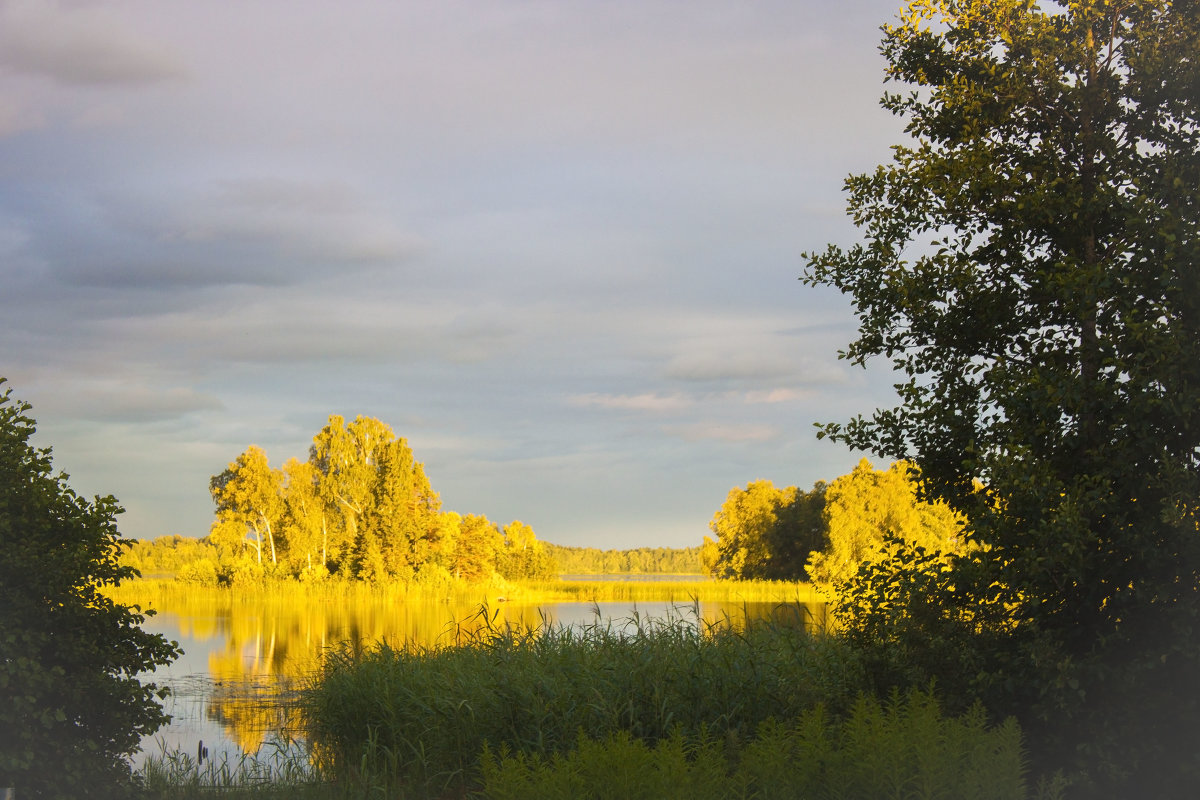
{"left": 805, "top": 459, "right": 965, "bottom": 600}
{"left": 542, "top": 543, "right": 703, "bottom": 575}
{"left": 702, "top": 479, "right": 827, "bottom": 580}
{"left": 201, "top": 415, "right": 555, "bottom": 585}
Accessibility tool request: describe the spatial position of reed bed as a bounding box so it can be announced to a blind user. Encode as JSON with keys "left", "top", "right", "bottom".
{"left": 137, "top": 738, "right": 333, "bottom": 799}
{"left": 302, "top": 605, "right": 867, "bottom": 798}
{"left": 509, "top": 578, "right": 822, "bottom": 605}
{"left": 103, "top": 577, "right": 502, "bottom": 614}
{"left": 104, "top": 577, "right": 822, "bottom": 620}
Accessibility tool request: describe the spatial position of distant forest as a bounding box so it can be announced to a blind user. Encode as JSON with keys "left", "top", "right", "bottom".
{"left": 122, "top": 535, "right": 702, "bottom": 578}
{"left": 542, "top": 543, "right": 703, "bottom": 575}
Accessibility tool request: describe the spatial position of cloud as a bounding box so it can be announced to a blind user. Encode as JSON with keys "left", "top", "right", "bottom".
{"left": 0, "top": 1, "right": 187, "bottom": 86}
{"left": 41, "top": 177, "right": 424, "bottom": 291}
{"left": 666, "top": 350, "right": 795, "bottom": 382}
{"left": 569, "top": 392, "right": 693, "bottom": 412}
{"left": 0, "top": 95, "right": 45, "bottom": 136}
{"left": 743, "top": 388, "right": 806, "bottom": 404}
{"left": 665, "top": 422, "right": 781, "bottom": 443}
{"left": 27, "top": 379, "right": 224, "bottom": 423}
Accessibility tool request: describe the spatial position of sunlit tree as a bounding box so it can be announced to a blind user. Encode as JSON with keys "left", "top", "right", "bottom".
{"left": 309, "top": 414, "right": 394, "bottom": 573}
{"left": 280, "top": 457, "right": 325, "bottom": 576}
{"left": 703, "top": 480, "right": 827, "bottom": 580}
{"left": 451, "top": 514, "right": 504, "bottom": 582}
{"left": 497, "top": 520, "right": 556, "bottom": 580}
{"left": 805, "top": 460, "right": 964, "bottom": 600}
{"left": 210, "top": 445, "right": 285, "bottom": 566}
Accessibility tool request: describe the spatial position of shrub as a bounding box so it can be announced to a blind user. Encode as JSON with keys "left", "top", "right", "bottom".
{"left": 481, "top": 690, "right": 1034, "bottom": 800}
{"left": 0, "top": 380, "right": 179, "bottom": 798}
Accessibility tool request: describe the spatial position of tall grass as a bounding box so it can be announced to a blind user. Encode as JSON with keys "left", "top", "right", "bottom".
{"left": 136, "top": 738, "right": 333, "bottom": 799}
{"left": 480, "top": 691, "right": 1036, "bottom": 800}
{"left": 103, "top": 577, "right": 505, "bottom": 613}
{"left": 303, "top": 604, "right": 865, "bottom": 798}
{"left": 512, "top": 578, "right": 823, "bottom": 605}
{"left": 105, "top": 576, "right": 821, "bottom": 611}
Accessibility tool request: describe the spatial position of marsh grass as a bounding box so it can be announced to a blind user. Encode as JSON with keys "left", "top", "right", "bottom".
{"left": 303, "top": 603, "right": 864, "bottom": 798}
{"left": 510, "top": 578, "right": 823, "bottom": 605}
{"left": 103, "top": 577, "right": 503, "bottom": 614}
{"left": 104, "top": 576, "right": 820, "bottom": 614}
{"left": 136, "top": 737, "right": 335, "bottom": 799}
{"left": 480, "top": 691, "right": 1037, "bottom": 800}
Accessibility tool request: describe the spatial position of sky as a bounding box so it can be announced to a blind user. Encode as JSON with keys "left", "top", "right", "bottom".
{"left": 1, "top": 0, "right": 909, "bottom": 549}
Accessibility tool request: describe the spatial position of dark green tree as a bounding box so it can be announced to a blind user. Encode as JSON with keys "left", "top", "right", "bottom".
{"left": 0, "top": 381, "right": 180, "bottom": 798}
{"left": 804, "top": 1, "right": 1200, "bottom": 795}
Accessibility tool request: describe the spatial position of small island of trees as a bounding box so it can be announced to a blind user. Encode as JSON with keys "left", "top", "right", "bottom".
{"left": 184, "top": 414, "right": 557, "bottom": 586}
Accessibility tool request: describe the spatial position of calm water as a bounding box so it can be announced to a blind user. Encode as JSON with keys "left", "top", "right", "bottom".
{"left": 134, "top": 584, "right": 821, "bottom": 766}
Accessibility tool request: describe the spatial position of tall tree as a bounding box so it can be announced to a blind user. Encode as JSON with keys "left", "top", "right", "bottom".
{"left": 280, "top": 458, "right": 325, "bottom": 576}
{"left": 359, "top": 437, "right": 441, "bottom": 581}
{"left": 0, "top": 381, "right": 179, "bottom": 797}
{"left": 804, "top": 460, "right": 963, "bottom": 599}
{"left": 803, "top": 1, "right": 1200, "bottom": 794}
{"left": 703, "top": 480, "right": 827, "bottom": 580}
{"left": 210, "top": 445, "right": 285, "bottom": 567}
{"left": 497, "top": 520, "right": 556, "bottom": 580}
{"left": 309, "top": 415, "right": 392, "bottom": 572}
{"left": 450, "top": 514, "right": 504, "bottom": 582}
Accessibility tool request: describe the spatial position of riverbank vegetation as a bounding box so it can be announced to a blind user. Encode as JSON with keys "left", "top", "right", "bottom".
{"left": 8, "top": 0, "right": 1199, "bottom": 797}
{"left": 132, "top": 609, "right": 1050, "bottom": 800}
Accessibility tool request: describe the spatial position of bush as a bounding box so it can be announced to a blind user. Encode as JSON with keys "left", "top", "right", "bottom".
{"left": 0, "top": 380, "right": 179, "bottom": 798}
{"left": 176, "top": 558, "right": 220, "bottom": 587}
{"left": 481, "top": 690, "right": 1035, "bottom": 800}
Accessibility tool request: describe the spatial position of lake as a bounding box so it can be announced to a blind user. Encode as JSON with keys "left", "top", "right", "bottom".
{"left": 131, "top": 581, "right": 825, "bottom": 767}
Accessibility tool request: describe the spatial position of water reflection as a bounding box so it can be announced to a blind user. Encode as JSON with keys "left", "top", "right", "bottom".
{"left": 137, "top": 590, "right": 824, "bottom": 763}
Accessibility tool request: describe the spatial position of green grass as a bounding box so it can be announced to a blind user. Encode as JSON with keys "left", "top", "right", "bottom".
{"left": 136, "top": 738, "right": 335, "bottom": 799}
{"left": 480, "top": 691, "right": 1036, "bottom": 800}
{"left": 301, "top": 604, "right": 869, "bottom": 798}
{"left": 132, "top": 603, "right": 1051, "bottom": 799}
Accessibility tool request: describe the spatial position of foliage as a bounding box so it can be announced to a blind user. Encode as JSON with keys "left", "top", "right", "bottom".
{"left": 120, "top": 534, "right": 221, "bottom": 576}
{"left": 803, "top": 0, "right": 1200, "bottom": 794}
{"left": 137, "top": 739, "right": 334, "bottom": 800}
{"left": 702, "top": 479, "right": 827, "bottom": 580}
{"left": 0, "top": 380, "right": 180, "bottom": 798}
{"left": 481, "top": 690, "right": 1034, "bottom": 800}
{"left": 542, "top": 543, "right": 703, "bottom": 575}
{"left": 496, "top": 519, "right": 557, "bottom": 580}
{"left": 303, "top": 607, "right": 867, "bottom": 798}
{"left": 806, "top": 459, "right": 965, "bottom": 600}
{"left": 204, "top": 415, "right": 552, "bottom": 586}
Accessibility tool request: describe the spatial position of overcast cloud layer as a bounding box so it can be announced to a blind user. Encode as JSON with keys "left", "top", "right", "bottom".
{"left": 2, "top": 0, "right": 905, "bottom": 548}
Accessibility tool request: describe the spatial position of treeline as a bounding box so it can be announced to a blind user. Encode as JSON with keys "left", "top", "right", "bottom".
{"left": 184, "top": 414, "right": 555, "bottom": 586}
{"left": 542, "top": 543, "right": 703, "bottom": 575}
{"left": 703, "top": 459, "right": 966, "bottom": 598}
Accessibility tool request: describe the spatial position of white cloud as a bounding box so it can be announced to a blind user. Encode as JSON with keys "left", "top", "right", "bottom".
{"left": 666, "top": 422, "right": 781, "bottom": 444}
{"left": 0, "top": 1, "right": 187, "bottom": 86}
{"left": 743, "top": 388, "right": 806, "bottom": 404}
{"left": 569, "top": 392, "right": 693, "bottom": 412}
